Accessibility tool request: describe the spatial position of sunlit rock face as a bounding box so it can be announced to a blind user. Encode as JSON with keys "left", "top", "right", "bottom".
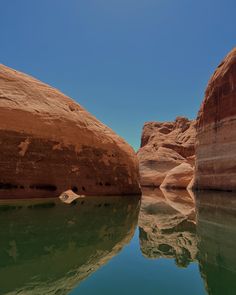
{"left": 138, "top": 117, "right": 196, "bottom": 189}
{"left": 196, "top": 191, "right": 236, "bottom": 295}
{"left": 138, "top": 188, "right": 197, "bottom": 267}
{"left": 160, "top": 162, "right": 194, "bottom": 189}
{"left": 0, "top": 195, "right": 140, "bottom": 295}
{"left": 194, "top": 48, "right": 236, "bottom": 190}
{"left": 0, "top": 64, "right": 140, "bottom": 198}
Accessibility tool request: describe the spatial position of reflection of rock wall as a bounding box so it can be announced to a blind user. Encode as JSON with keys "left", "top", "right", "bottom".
{"left": 139, "top": 189, "right": 236, "bottom": 294}
{"left": 0, "top": 195, "right": 140, "bottom": 295}
{"left": 138, "top": 188, "right": 197, "bottom": 267}
{"left": 196, "top": 191, "right": 236, "bottom": 295}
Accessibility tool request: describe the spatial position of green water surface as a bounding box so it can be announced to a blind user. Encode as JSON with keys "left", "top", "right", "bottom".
{"left": 0, "top": 189, "right": 236, "bottom": 295}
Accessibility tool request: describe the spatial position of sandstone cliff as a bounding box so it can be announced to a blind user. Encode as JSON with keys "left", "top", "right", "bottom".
{"left": 138, "top": 117, "right": 196, "bottom": 188}
{"left": 194, "top": 48, "right": 236, "bottom": 190}
{"left": 0, "top": 64, "right": 140, "bottom": 198}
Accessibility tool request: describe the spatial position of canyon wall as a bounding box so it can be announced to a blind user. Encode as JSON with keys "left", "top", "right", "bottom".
{"left": 194, "top": 48, "right": 236, "bottom": 190}
{"left": 138, "top": 117, "right": 196, "bottom": 189}
{"left": 0, "top": 64, "right": 141, "bottom": 198}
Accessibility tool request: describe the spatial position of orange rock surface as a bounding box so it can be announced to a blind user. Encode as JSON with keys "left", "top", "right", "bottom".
{"left": 161, "top": 162, "right": 194, "bottom": 189}
{"left": 0, "top": 64, "right": 141, "bottom": 198}
{"left": 138, "top": 117, "right": 196, "bottom": 188}
{"left": 194, "top": 48, "right": 236, "bottom": 190}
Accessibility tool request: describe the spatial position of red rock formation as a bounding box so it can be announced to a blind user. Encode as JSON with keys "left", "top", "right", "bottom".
{"left": 0, "top": 64, "right": 141, "bottom": 198}
{"left": 138, "top": 117, "right": 196, "bottom": 188}
{"left": 161, "top": 163, "right": 194, "bottom": 189}
{"left": 194, "top": 48, "right": 236, "bottom": 190}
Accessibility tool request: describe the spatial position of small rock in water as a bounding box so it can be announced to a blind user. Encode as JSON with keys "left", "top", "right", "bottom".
{"left": 59, "top": 190, "right": 85, "bottom": 204}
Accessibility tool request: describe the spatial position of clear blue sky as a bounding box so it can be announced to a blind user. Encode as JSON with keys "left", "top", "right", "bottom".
{"left": 1, "top": 0, "right": 236, "bottom": 150}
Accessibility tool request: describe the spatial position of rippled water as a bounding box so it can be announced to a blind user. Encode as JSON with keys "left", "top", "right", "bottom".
{"left": 0, "top": 189, "right": 236, "bottom": 295}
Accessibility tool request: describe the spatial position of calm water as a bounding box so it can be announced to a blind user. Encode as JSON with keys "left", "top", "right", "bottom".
{"left": 0, "top": 189, "right": 236, "bottom": 295}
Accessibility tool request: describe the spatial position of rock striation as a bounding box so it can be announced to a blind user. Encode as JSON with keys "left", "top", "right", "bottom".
{"left": 194, "top": 48, "right": 236, "bottom": 191}
{"left": 138, "top": 117, "right": 196, "bottom": 188}
{"left": 0, "top": 64, "right": 141, "bottom": 198}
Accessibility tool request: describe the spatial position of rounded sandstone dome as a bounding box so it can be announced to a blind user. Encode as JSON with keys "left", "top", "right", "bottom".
{"left": 0, "top": 64, "right": 141, "bottom": 198}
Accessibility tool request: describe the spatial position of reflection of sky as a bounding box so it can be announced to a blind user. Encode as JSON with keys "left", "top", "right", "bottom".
{"left": 1, "top": 0, "right": 236, "bottom": 149}
{"left": 70, "top": 229, "right": 206, "bottom": 295}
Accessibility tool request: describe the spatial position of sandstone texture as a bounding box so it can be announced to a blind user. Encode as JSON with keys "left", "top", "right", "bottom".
{"left": 0, "top": 64, "right": 140, "bottom": 198}
{"left": 161, "top": 162, "right": 194, "bottom": 189}
{"left": 138, "top": 117, "right": 196, "bottom": 188}
{"left": 194, "top": 48, "right": 236, "bottom": 191}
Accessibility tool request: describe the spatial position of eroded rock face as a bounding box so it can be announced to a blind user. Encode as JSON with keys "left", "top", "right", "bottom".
{"left": 138, "top": 117, "right": 196, "bottom": 188}
{"left": 161, "top": 163, "right": 194, "bottom": 189}
{"left": 194, "top": 48, "right": 236, "bottom": 190}
{"left": 0, "top": 64, "right": 141, "bottom": 198}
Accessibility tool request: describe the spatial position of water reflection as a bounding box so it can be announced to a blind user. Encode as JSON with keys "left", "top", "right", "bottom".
{"left": 196, "top": 191, "right": 236, "bottom": 295}
{"left": 139, "top": 188, "right": 236, "bottom": 295}
{"left": 1, "top": 189, "right": 236, "bottom": 295}
{"left": 0, "top": 196, "right": 140, "bottom": 295}
{"left": 139, "top": 188, "right": 197, "bottom": 267}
